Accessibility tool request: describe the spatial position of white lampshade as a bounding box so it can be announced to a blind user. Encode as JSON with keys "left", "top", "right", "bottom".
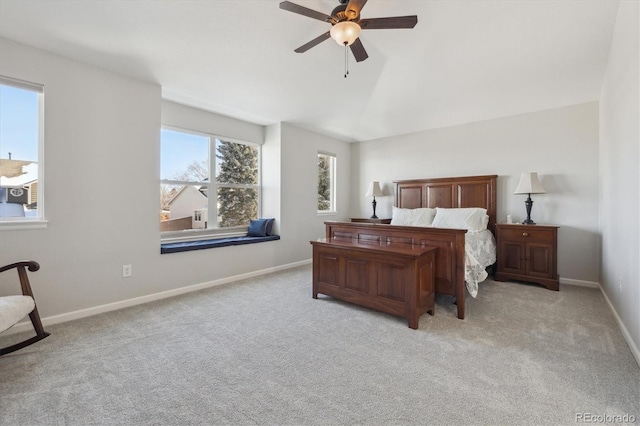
{"left": 330, "top": 21, "right": 361, "bottom": 46}
{"left": 365, "top": 181, "right": 384, "bottom": 197}
{"left": 514, "top": 172, "right": 546, "bottom": 195}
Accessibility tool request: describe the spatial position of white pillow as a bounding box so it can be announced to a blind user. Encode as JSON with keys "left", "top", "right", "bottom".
{"left": 411, "top": 208, "right": 437, "bottom": 227}
{"left": 481, "top": 214, "right": 489, "bottom": 230}
{"left": 431, "top": 207, "right": 488, "bottom": 231}
{"left": 391, "top": 206, "right": 412, "bottom": 225}
{"left": 391, "top": 207, "right": 436, "bottom": 227}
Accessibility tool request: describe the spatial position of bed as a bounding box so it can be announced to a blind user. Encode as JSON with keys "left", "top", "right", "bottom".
{"left": 323, "top": 175, "right": 498, "bottom": 319}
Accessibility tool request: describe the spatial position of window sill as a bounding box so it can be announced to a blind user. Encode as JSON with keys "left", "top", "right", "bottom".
{"left": 0, "top": 220, "right": 48, "bottom": 231}
{"left": 317, "top": 211, "right": 337, "bottom": 216}
{"left": 161, "top": 235, "right": 280, "bottom": 254}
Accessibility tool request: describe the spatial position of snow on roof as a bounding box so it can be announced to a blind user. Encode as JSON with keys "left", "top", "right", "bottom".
{"left": 0, "top": 160, "right": 37, "bottom": 186}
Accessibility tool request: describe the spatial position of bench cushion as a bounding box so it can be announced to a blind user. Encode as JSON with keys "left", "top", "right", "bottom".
{"left": 161, "top": 235, "right": 280, "bottom": 254}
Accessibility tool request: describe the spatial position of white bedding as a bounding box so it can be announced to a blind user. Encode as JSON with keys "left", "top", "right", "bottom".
{"left": 389, "top": 206, "right": 496, "bottom": 296}
{"left": 464, "top": 230, "right": 496, "bottom": 297}
{"left": 388, "top": 223, "right": 496, "bottom": 297}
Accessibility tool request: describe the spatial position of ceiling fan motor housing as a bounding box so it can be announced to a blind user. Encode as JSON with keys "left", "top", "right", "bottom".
{"left": 331, "top": 2, "right": 359, "bottom": 23}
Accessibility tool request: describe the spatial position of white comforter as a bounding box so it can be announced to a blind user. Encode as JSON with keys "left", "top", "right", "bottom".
{"left": 464, "top": 230, "right": 496, "bottom": 297}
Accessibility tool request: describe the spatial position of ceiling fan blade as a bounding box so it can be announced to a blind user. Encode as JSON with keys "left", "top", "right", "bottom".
{"left": 294, "top": 31, "right": 331, "bottom": 53}
{"left": 345, "top": 0, "right": 368, "bottom": 20}
{"left": 359, "top": 16, "right": 418, "bottom": 29}
{"left": 279, "top": 1, "right": 332, "bottom": 22}
{"left": 350, "top": 38, "right": 369, "bottom": 62}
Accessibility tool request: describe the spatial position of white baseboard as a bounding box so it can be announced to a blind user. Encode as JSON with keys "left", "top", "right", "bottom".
{"left": 598, "top": 286, "right": 640, "bottom": 368}
{"left": 560, "top": 277, "right": 600, "bottom": 288}
{"left": 559, "top": 277, "right": 638, "bottom": 367}
{"left": 4, "top": 259, "right": 312, "bottom": 336}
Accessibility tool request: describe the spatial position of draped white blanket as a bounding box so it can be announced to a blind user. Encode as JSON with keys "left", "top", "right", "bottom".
{"left": 464, "top": 230, "right": 497, "bottom": 297}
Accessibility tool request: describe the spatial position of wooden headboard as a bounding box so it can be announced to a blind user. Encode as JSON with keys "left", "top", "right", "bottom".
{"left": 393, "top": 175, "right": 498, "bottom": 233}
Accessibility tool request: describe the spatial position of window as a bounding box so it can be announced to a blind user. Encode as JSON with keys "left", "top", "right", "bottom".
{"left": 0, "top": 76, "right": 44, "bottom": 226}
{"left": 317, "top": 152, "right": 336, "bottom": 213}
{"left": 160, "top": 128, "right": 260, "bottom": 240}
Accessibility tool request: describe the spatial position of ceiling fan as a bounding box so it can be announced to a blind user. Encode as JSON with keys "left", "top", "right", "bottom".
{"left": 279, "top": 0, "right": 418, "bottom": 63}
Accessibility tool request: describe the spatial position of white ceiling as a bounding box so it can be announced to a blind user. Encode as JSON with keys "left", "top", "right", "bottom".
{"left": 0, "top": 0, "right": 620, "bottom": 142}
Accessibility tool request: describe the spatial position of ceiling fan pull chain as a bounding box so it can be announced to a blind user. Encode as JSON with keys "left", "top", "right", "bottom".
{"left": 344, "top": 42, "right": 349, "bottom": 78}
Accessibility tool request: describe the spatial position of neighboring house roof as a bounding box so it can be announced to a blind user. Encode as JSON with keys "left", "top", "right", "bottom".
{"left": 0, "top": 159, "right": 34, "bottom": 182}
{"left": 167, "top": 185, "right": 207, "bottom": 206}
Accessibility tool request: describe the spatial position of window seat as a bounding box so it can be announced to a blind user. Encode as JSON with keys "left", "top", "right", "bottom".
{"left": 161, "top": 235, "right": 280, "bottom": 254}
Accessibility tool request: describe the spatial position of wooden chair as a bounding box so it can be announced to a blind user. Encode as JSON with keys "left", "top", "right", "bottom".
{"left": 0, "top": 261, "right": 50, "bottom": 355}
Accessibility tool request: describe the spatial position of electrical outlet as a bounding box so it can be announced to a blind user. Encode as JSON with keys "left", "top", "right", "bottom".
{"left": 618, "top": 276, "right": 622, "bottom": 293}
{"left": 122, "top": 264, "right": 132, "bottom": 278}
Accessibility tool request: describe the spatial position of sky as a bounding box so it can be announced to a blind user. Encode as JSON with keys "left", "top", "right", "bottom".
{"left": 0, "top": 84, "right": 39, "bottom": 162}
{"left": 160, "top": 128, "right": 209, "bottom": 181}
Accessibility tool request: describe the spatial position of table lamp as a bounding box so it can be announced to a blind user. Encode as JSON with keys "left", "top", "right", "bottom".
{"left": 514, "top": 172, "right": 546, "bottom": 225}
{"left": 365, "top": 181, "right": 384, "bottom": 219}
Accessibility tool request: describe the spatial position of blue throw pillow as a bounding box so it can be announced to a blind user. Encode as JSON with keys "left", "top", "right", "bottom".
{"left": 247, "top": 219, "right": 269, "bottom": 237}
{"left": 262, "top": 218, "right": 275, "bottom": 236}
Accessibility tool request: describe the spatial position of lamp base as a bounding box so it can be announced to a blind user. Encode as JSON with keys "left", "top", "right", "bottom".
{"left": 523, "top": 195, "right": 536, "bottom": 225}
{"left": 370, "top": 197, "right": 378, "bottom": 219}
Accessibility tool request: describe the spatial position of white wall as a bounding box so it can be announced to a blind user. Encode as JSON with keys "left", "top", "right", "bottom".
{"left": 0, "top": 38, "right": 162, "bottom": 316}
{"left": 262, "top": 123, "right": 282, "bottom": 236}
{"left": 162, "top": 100, "right": 263, "bottom": 145}
{"left": 222, "top": 122, "right": 352, "bottom": 267}
{"left": 0, "top": 38, "right": 351, "bottom": 321}
{"left": 351, "top": 102, "right": 600, "bottom": 283}
{"left": 279, "top": 123, "right": 352, "bottom": 260}
{"left": 599, "top": 0, "right": 639, "bottom": 359}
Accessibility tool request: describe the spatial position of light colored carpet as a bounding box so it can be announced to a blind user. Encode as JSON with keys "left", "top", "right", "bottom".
{"left": 1, "top": 265, "right": 638, "bottom": 425}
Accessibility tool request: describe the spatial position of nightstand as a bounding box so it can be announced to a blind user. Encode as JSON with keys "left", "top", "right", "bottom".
{"left": 350, "top": 218, "right": 392, "bottom": 224}
{"left": 494, "top": 223, "right": 559, "bottom": 290}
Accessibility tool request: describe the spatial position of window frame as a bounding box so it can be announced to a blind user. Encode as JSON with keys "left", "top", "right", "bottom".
{"left": 317, "top": 151, "right": 337, "bottom": 215}
{"left": 0, "top": 75, "right": 46, "bottom": 230}
{"left": 160, "top": 126, "right": 261, "bottom": 243}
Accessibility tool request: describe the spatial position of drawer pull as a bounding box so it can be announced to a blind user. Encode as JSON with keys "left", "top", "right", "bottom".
{"left": 522, "top": 232, "right": 529, "bottom": 237}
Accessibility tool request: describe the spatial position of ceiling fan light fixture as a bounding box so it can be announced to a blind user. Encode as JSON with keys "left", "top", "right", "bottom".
{"left": 330, "top": 21, "right": 361, "bottom": 46}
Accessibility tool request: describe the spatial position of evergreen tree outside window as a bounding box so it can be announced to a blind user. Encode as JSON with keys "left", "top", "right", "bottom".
{"left": 317, "top": 152, "right": 336, "bottom": 213}
{"left": 216, "top": 140, "right": 258, "bottom": 227}
{"left": 160, "top": 128, "right": 260, "bottom": 238}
